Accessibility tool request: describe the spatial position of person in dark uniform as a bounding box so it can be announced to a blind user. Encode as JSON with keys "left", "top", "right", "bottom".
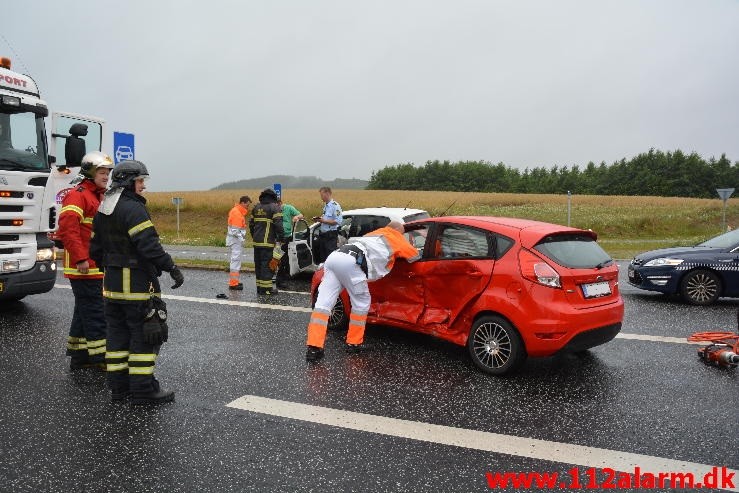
{"left": 89, "top": 160, "right": 184, "bottom": 404}
{"left": 313, "top": 186, "right": 343, "bottom": 263}
{"left": 249, "top": 188, "right": 284, "bottom": 295}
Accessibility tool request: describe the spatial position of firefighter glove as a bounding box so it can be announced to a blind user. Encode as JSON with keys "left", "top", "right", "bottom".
{"left": 142, "top": 297, "right": 169, "bottom": 345}
{"left": 170, "top": 266, "right": 184, "bottom": 289}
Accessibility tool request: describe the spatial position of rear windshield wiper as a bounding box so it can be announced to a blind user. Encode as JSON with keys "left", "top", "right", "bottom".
{"left": 594, "top": 259, "right": 614, "bottom": 269}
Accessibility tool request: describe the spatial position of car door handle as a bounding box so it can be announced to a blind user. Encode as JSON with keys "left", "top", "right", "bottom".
{"left": 467, "top": 271, "right": 483, "bottom": 278}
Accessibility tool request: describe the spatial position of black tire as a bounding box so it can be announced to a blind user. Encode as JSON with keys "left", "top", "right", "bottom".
{"left": 467, "top": 315, "right": 526, "bottom": 375}
{"left": 311, "top": 294, "right": 349, "bottom": 331}
{"left": 327, "top": 297, "right": 349, "bottom": 331}
{"left": 0, "top": 296, "right": 26, "bottom": 308}
{"left": 680, "top": 269, "right": 721, "bottom": 306}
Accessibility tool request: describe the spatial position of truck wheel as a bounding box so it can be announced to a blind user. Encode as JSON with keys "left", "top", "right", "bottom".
{"left": 680, "top": 269, "right": 721, "bottom": 305}
{"left": 0, "top": 296, "right": 25, "bottom": 304}
{"left": 467, "top": 315, "right": 526, "bottom": 375}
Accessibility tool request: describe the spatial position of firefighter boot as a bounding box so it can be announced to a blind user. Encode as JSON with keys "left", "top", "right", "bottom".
{"left": 306, "top": 345, "right": 324, "bottom": 362}
{"left": 131, "top": 388, "right": 175, "bottom": 405}
{"left": 111, "top": 389, "right": 131, "bottom": 402}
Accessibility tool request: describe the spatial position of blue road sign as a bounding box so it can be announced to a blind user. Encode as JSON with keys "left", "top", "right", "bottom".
{"left": 273, "top": 183, "right": 282, "bottom": 201}
{"left": 113, "top": 132, "right": 135, "bottom": 164}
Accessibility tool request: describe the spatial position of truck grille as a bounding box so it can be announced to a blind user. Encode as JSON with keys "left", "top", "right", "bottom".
{"left": 0, "top": 234, "right": 19, "bottom": 241}
{"left": 0, "top": 205, "right": 23, "bottom": 213}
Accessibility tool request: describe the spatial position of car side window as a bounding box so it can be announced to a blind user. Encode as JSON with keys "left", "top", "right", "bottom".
{"left": 438, "top": 225, "right": 490, "bottom": 258}
{"left": 494, "top": 234, "right": 514, "bottom": 259}
{"left": 404, "top": 224, "right": 429, "bottom": 255}
{"left": 340, "top": 216, "right": 352, "bottom": 239}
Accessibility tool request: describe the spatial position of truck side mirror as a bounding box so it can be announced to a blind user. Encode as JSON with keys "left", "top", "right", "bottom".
{"left": 64, "top": 123, "right": 88, "bottom": 166}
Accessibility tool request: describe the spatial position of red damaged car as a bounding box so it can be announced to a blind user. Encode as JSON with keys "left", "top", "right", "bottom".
{"left": 310, "top": 216, "right": 624, "bottom": 375}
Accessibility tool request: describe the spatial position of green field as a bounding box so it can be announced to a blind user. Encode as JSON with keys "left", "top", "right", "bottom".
{"left": 145, "top": 189, "right": 739, "bottom": 260}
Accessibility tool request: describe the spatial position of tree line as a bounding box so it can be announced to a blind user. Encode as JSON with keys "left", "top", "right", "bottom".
{"left": 366, "top": 149, "right": 739, "bottom": 198}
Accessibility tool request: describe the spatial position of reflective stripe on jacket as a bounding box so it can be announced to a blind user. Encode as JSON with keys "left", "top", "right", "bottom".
{"left": 57, "top": 180, "right": 105, "bottom": 279}
{"left": 89, "top": 189, "right": 175, "bottom": 302}
{"left": 249, "top": 200, "right": 284, "bottom": 247}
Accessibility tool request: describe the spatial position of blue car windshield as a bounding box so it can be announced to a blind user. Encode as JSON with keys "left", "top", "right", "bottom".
{"left": 698, "top": 228, "right": 739, "bottom": 249}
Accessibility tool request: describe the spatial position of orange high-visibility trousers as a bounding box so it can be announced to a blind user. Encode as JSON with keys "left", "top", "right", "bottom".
{"left": 308, "top": 251, "right": 371, "bottom": 348}
{"left": 346, "top": 312, "right": 368, "bottom": 345}
{"left": 306, "top": 309, "right": 330, "bottom": 348}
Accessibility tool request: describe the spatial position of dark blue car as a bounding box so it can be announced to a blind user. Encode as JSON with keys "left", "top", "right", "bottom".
{"left": 628, "top": 229, "right": 739, "bottom": 305}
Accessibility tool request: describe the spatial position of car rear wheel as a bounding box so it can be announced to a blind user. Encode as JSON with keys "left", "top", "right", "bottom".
{"left": 311, "top": 295, "right": 349, "bottom": 330}
{"left": 328, "top": 298, "right": 349, "bottom": 330}
{"left": 467, "top": 315, "right": 526, "bottom": 375}
{"left": 680, "top": 269, "right": 721, "bottom": 305}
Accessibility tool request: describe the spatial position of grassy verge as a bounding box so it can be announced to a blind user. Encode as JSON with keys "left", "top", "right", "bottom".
{"left": 147, "top": 189, "right": 738, "bottom": 260}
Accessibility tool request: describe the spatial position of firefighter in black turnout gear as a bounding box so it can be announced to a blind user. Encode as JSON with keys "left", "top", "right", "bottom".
{"left": 249, "top": 188, "right": 284, "bottom": 295}
{"left": 89, "top": 160, "right": 185, "bottom": 404}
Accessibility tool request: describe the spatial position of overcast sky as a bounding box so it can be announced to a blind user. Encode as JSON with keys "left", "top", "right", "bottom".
{"left": 4, "top": 0, "right": 739, "bottom": 191}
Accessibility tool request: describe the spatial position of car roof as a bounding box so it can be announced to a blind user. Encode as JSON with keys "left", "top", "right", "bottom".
{"left": 411, "top": 216, "right": 597, "bottom": 248}
{"left": 343, "top": 207, "right": 429, "bottom": 222}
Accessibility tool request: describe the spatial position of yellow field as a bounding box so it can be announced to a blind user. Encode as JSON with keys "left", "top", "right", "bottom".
{"left": 144, "top": 189, "right": 738, "bottom": 259}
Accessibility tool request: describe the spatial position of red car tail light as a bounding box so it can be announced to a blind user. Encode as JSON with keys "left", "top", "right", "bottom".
{"left": 519, "top": 249, "right": 561, "bottom": 288}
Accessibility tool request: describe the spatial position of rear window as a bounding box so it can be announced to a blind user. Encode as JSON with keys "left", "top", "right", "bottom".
{"left": 534, "top": 234, "right": 612, "bottom": 269}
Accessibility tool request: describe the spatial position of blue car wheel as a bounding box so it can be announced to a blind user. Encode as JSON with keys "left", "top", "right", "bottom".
{"left": 680, "top": 269, "right": 721, "bottom": 305}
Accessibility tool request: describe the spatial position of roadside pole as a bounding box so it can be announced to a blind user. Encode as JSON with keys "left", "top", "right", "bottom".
{"left": 716, "top": 188, "right": 734, "bottom": 232}
{"left": 172, "top": 197, "right": 184, "bottom": 238}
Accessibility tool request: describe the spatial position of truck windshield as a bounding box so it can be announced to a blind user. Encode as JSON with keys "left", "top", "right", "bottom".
{"left": 0, "top": 111, "right": 48, "bottom": 171}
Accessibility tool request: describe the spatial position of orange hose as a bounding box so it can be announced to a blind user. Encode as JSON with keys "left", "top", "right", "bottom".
{"left": 688, "top": 331, "right": 739, "bottom": 352}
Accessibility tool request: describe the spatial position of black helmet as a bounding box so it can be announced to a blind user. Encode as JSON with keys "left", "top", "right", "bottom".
{"left": 259, "top": 188, "right": 278, "bottom": 202}
{"left": 111, "top": 160, "right": 149, "bottom": 189}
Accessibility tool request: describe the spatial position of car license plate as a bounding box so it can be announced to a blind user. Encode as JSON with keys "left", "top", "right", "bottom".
{"left": 582, "top": 281, "right": 611, "bottom": 298}
{"left": 627, "top": 266, "right": 635, "bottom": 279}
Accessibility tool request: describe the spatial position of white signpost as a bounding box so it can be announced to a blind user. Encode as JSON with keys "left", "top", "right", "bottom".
{"left": 172, "top": 197, "right": 184, "bottom": 238}
{"left": 716, "top": 188, "right": 735, "bottom": 232}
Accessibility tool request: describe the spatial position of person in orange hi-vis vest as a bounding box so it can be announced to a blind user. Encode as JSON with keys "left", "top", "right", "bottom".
{"left": 225, "top": 196, "right": 251, "bottom": 290}
{"left": 58, "top": 151, "right": 114, "bottom": 371}
{"left": 306, "top": 221, "right": 420, "bottom": 361}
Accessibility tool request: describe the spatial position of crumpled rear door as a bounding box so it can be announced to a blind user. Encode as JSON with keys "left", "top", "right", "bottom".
{"left": 371, "top": 260, "right": 425, "bottom": 324}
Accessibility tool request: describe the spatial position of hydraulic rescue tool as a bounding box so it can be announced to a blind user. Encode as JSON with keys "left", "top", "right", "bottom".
{"left": 687, "top": 311, "right": 739, "bottom": 369}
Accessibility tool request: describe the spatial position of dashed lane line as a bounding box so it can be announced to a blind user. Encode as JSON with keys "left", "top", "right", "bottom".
{"left": 53, "top": 284, "right": 707, "bottom": 344}
{"left": 227, "top": 395, "right": 738, "bottom": 492}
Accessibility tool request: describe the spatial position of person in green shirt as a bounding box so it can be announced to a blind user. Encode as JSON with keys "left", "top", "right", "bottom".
{"left": 276, "top": 200, "right": 304, "bottom": 288}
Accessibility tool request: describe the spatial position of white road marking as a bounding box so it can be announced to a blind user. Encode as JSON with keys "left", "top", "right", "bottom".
{"left": 227, "top": 395, "right": 738, "bottom": 492}
{"left": 164, "top": 293, "right": 312, "bottom": 313}
{"left": 615, "top": 332, "right": 702, "bottom": 345}
{"left": 53, "top": 284, "right": 708, "bottom": 344}
{"left": 53, "top": 284, "right": 312, "bottom": 313}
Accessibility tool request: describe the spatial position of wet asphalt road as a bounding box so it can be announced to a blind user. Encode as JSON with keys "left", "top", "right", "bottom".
{"left": 0, "top": 262, "right": 737, "bottom": 493}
